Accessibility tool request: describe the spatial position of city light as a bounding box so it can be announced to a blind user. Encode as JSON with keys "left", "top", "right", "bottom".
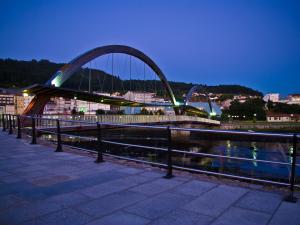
{"left": 210, "top": 112, "right": 216, "bottom": 116}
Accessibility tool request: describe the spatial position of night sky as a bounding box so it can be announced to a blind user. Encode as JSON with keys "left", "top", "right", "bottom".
{"left": 0, "top": 0, "right": 299, "bottom": 95}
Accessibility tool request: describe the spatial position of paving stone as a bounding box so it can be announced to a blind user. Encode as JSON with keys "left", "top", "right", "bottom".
{"left": 11, "top": 165, "right": 48, "bottom": 173}
{"left": 44, "top": 192, "right": 91, "bottom": 208}
{"left": 268, "top": 201, "right": 300, "bottom": 225}
{"left": 122, "top": 174, "right": 156, "bottom": 184}
{"left": 210, "top": 207, "right": 270, "bottom": 225}
{"left": 17, "top": 170, "right": 53, "bottom": 179}
{"left": 140, "top": 171, "right": 164, "bottom": 178}
{"left": 0, "top": 200, "right": 62, "bottom": 225}
{"left": 79, "top": 177, "right": 138, "bottom": 198}
{"left": 0, "top": 175, "right": 25, "bottom": 184}
{"left": 149, "top": 209, "right": 213, "bottom": 225}
{"left": 28, "top": 174, "right": 77, "bottom": 186}
{"left": 22, "top": 208, "right": 93, "bottom": 225}
{"left": 0, "top": 181, "right": 36, "bottom": 197}
{"left": 235, "top": 190, "right": 282, "bottom": 214}
{"left": 86, "top": 211, "right": 149, "bottom": 225}
{"left": 16, "top": 170, "right": 129, "bottom": 200}
{"left": 172, "top": 180, "right": 216, "bottom": 197}
{"left": 116, "top": 167, "right": 144, "bottom": 175}
{"left": 125, "top": 192, "right": 193, "bottom": 219}
{"left": 182, "top": 185, "right": 248, "bottom": 217}
{"left": 0, "top": 171, "right": 12, "bottom": 177}
{"left": 130, "top": 178, "right": 183, "bottom": 195}
{"left": 75, "top": 191, "right": 147, "bottom": 217}
{"left": 0, "top": 194, "right": 28, "bottom": 211}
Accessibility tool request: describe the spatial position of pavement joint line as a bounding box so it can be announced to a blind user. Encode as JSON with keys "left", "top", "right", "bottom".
{"left": 266, "top": 200, "right": 284, "bottom": 225}
{"left": 203, "top": 186, "right": 250, "bottom": 225}
{"left": 70, "top": 191, "right": 148, "bottom": 220}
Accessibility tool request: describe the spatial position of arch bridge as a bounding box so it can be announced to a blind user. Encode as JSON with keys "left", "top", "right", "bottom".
{"left": 184, "top": 85, "right": 213, "bottom": 116}
{"left": 22, "top": 45, "right": 209, "bottom": 118}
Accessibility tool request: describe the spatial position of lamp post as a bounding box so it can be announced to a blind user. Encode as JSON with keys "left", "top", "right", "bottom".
{"left": 253, "top": 113, "right": 257, "bottom": 123}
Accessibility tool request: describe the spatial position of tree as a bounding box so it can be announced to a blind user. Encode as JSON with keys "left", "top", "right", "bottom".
{"left": 96, "top": 109, "right": 105, "bottom": 115}
{"left": 218, "top": 94, "right": 234, "bottom": 102}
{"left": 222, "top": 98, "right": 266, "bottom": 121}
{"left": 270, "top": 102, "right": 300, "bottom": 114}
{"left": 71, "top": 107, "right": 77, "bottom": 115}
{"left": 140, "top": 108, "right": 149, "bottom": 115}
{"left": 156, "top": 109, "right": 165, "bottom": 115}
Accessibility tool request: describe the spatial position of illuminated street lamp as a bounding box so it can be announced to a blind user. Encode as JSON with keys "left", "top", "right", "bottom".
{"left": 253, "top": 113, "right": 257, "bottom": 123}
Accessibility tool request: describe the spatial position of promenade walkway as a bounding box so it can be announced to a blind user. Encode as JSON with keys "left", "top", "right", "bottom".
{"left": 0, "top": 132, "right": 299, "bottom": 225}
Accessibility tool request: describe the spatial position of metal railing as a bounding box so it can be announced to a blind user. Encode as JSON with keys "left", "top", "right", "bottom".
{"left": 39, "top": 114, "right": 221, "bottom": 125}
{"left": 1, "top": 113, "right": 299, "bottom": 202}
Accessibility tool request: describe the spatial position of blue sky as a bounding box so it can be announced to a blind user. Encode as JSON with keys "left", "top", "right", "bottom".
{"left": 0, "top": 0, "right": 299, "bottom": 95}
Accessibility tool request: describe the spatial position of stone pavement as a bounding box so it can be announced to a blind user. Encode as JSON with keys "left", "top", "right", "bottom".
{"left": 0, "top": 132, "right": 299, "bottom": 225}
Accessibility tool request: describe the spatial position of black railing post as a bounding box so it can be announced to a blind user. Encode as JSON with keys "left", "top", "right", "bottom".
{"left": 55, "top": 119, "right": 62, "bottom": 152}
{"left": 284, "top": 133, "right": 298, "bottom": 203}
{"left": 12, "top": 115, "right": 16, "bottom": 129}
{"left": 31, "top": 117, "right": 36, "bottom": 144}
{"left": 164, "top": 126, "right": 174, "bottom": 179}
{"left": 5, "top": 114, "right": 9, "bottom": 130}
{"left": 95, "top": 122, "right": 104, "bottom": 163}
{"left": 17, "top": 115, "right": 22, "bottom": 139}
{"left": 8, "top": 114, "right": 13, "bottom": 135}
{"left": 2, "top": 114, "right": 6, "bottom": 132}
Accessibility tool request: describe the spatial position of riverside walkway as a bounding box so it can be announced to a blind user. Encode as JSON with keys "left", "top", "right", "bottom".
{"left": 0, "top": 132, "right": 299, "bottom": 225}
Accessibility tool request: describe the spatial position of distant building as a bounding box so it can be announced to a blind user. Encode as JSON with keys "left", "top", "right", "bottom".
{"left": 44, "top": 97, "right": 110, "bottom": 115}
{"left": 233, "top": 95, "right": 261, "bottom": 103}
{"left": 23, "top": 95, "right": 34, "bottom": 108}
{"left": 263, "top": 93, "right": 280, "bottom": 102}
{"left": 0, "top": 88, "right": 26, "bottom": 114}
{"left": 123, "top": 91, "right": 154, "bottom": 103}
{"left": 266, "top": 112, "right": 300, "bottom": 122}
{"left": 0, "top": 93, "right": 15, "bottom": 114}
{"left": 123, "top": 91, "right": 166, "bottom": 104}
{"left": 220, "top": 99, "right": 232, "bottom": 109}
{"left": 287, "top": 94, "right": 300, "bottom": 105}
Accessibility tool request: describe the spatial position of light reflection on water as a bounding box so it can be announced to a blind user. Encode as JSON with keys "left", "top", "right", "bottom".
{"left": 197, "top": 140, "right": 293, "bottom": 180}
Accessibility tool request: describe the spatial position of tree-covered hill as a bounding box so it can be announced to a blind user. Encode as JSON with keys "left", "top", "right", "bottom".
{"left": 0, "top": 58, "right": 262, "bottom": 99}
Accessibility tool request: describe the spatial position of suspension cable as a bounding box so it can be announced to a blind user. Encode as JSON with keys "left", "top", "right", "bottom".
{"left": 129, "top": 55, "right": 132, "bottom": 93}
{"left": 111, "top": 53, "right": 114, "bottom": 94}
{"left": 143, "top": 62, "right": 146, "bottom": 104}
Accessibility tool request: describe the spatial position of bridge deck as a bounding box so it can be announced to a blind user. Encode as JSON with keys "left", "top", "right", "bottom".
{"left": 0, "top": 132, "right": 299, "bottom": 225}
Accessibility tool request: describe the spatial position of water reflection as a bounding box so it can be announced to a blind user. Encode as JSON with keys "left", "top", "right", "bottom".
{"left": 41, "top": 129, "right": 299, "bottom": 183}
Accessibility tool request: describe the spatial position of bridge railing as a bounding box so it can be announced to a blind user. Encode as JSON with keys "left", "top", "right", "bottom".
{"left": 39, "top": 114, "right": 220, "bottom": 125}
{"left": 1, "top": 113, "right": 299, "bottom": 202}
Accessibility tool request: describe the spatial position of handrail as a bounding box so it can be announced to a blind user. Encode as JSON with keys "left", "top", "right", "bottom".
{"left": 2, "top": 113, "right": 299, "bottom": 202}
{"left": 172, "top": 149, "right": 292, "bottom": 166}
{"left": 19, "top": 114, "right": 299, "bottom": 140}
{"left": 102, "top": 139, "right": 168, "bottom": 152}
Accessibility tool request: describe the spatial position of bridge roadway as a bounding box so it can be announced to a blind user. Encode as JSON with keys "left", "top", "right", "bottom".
{"left": 0, "top": 132, "right": 299, "bottom": 225}
{"left": 22, "top": 84, "right": 209, "bottom": 117}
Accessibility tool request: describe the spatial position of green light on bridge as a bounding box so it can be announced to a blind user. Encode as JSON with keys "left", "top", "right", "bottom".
{"left": 210, "top": 112, "right": 217, "bottom": 116}
{"left": 51, "top": 71, "right": 63, "bottom": 87}
{"left": 174, "top": 101, "right": 181, "bottom": 106}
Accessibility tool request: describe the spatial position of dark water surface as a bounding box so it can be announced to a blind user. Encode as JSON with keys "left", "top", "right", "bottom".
{"left": 42, "top": 127, "right": 300, "bottom": 184}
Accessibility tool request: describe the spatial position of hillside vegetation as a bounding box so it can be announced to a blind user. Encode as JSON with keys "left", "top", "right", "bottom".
{"left": 0, "top": 58, "right": 262, "bottom": 99}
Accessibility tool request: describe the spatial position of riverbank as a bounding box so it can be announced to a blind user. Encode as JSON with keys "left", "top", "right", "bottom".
{"left": 221, "top": 121, "right": 300, "bottom": 133}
